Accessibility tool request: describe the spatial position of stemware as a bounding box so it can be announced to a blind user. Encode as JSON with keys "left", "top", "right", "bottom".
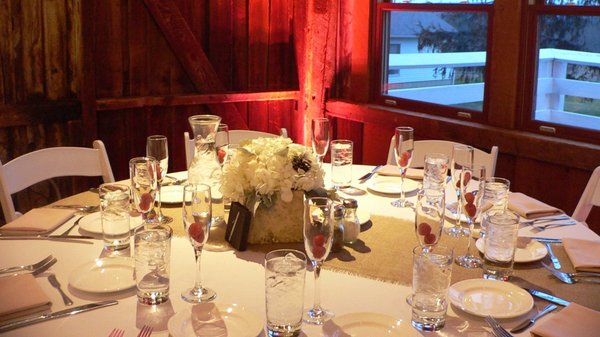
{"left": 146, "top": 135, "right": 172, "bottom": 224}
{"left": 311, "top": 118, "right": 330, "bottom": 167}
{"left": 129, "top": 157, "right": 159, "bottom": 223}
{"left": 181, "top": 183, "right": 216, "bottom": 303}
{"left": 303, "top": 197, "right": 334, "bottom": 325}
{"left": 455, "top": 165, "right": 486, "bottom": 268}
{"left": 215, "top": 123, "right": 229, "bottom": 167}
{"left": 414, "top": 189, "right": 445, "bottom": 249}
{"left": 446, "top": 145, "right": 474, "bottom": 237}
{"left": 391, "top": 126, "right": 414, "bottom": 208}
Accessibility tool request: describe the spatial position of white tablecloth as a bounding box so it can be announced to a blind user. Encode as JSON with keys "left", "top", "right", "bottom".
{"left": 1, "top": 165, "right": 598, "bottom": 337}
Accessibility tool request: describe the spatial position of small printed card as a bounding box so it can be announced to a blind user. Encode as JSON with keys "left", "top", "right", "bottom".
{"left": 225, "top": 202, "right": 252, "bottom": 251}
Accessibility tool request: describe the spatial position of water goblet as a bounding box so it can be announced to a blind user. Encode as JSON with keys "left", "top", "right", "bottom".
{"left": 311, "top": 118, "right": 330, "bottom": 167}
{"left": 391, "top": 126, "right": 414, "bottom": 208}
{"left": 146, "top": 135, "right": 173, "bottom": 224}
{"left": 455, "top": 165, "right": 486, "bottom": 268}
{"left": 130, "top": 156, "right": 159, "bottom": 224}
{"left": 415, "top": 189, "right": 445, "bottom": 249}
{"left": 303, "top": 197, "right": 334, "bottom": 325}
{"left": 181, "top": 183, "right": 216, "bottom": 303}
{"left": 446, "top": 145, "right": 474, "bottom": 237}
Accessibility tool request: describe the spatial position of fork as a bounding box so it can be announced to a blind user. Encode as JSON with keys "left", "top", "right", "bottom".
{"left": 532, "top": 221, "right": 576, "bottom": 231}
{"left": 137, "top": 325, "right": 153, "bottom": 337}
{"left": 108, "top": 328, "right": 124, "bottom": 337}
{"left": 542, "top": 262, "right": 600, "bottom": 284}
{"left": 519, "top": 214, "right": 570, "bottom": 225}
{"left": 0, "top": 255, "right": 54, "bottom": 275}
{"left": 485, "top": 315, "right": 514, "bottom": 337}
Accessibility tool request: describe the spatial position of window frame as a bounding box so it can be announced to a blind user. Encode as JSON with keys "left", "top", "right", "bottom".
{"left": 520, "top": 1, "right": 600, "bottom": 144}
{"left": 372, "top": 2, "right": 495, "bottom": 123}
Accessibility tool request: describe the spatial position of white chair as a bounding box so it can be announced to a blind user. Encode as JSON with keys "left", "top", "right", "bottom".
{"left": 572, "top": 166, "right": 600, "bottom": 226}
{"left": 0, "top": 140, "right": 114, "bottom": 222}
{"left": 386, "top": 138, "right": 499, "bottom": 177}
{"left": 184, "top": 128, "right": 288, "bottom": 168}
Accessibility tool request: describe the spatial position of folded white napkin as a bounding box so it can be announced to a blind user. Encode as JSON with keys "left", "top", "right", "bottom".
{"left": 562, "top": 238, "right": 600, "bottom": 272}
{"left": 508, "top": 193, "right": 563, "bottom": 219}
{"left": 0, "top": 274, "right": 51, "bottom": 323}
{"left": 0, "top": 208, "right": 75, "bottom": 234}
{"left": 375, "top": 165, "right": 424, "bottom": 180}
{"left": 531, "top": 303, "right": 600, "bottom": 337}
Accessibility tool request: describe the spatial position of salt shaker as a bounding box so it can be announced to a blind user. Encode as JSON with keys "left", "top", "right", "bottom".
{"left": 331, "top": 204, "right": 345, "bottom": 253}
{"left": 342, "top": 198, "right": 360, "bottom": 244}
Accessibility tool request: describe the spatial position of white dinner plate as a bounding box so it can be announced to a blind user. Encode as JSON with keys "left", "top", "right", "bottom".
{"left": 78, "top": 212, "right": 144, "bottom": 234}
{"left": 475, "top": 237, "right": 548, "bottom": 263}
{"left": 69, "top": 257, "right": 135, "bottom": 293}
{"left": 448, "top": 279, "right": 534, "bottom": 319}
{"left": 445, "top": 202, "right": 469, "bottom": 224}
{"left": 161, "top": 185, "right": 184, "bottom": 204}
{"left": 324, "top": 312, "right": 409, "bottom": 336}
{"left": 367, "top": 178, "right": 419, "bottom": 195}
{"left": 168, "top": 303, "right": 262, "bottom": 337}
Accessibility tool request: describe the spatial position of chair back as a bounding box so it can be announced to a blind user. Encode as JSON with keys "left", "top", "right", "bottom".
{"left": 0, "top": 140, "right": 114, "bottom": 222}
{"left": 184, "top": 128, "right": 288, "bottom": 168}
{"left": 386, "top": 138, "right": 498, "bottom": 177}
{"left": 572, "top": 166, "right": 600, "bottom": 225}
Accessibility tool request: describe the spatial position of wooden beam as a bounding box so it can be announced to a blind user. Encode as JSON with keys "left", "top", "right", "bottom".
{"left": 143, "top": 0, "right": 248, "bottom": 129}
{"left": 96, "top": 91, "right": 300, "bottom": 111}
{"left": 326, "top": 100, "right": 600, "bottom": 171}
{"left": 80, "top": 0, "right": 97, "bottom": 144}
{"left": 0, "top": 101, "right": 80, "bottom": 127}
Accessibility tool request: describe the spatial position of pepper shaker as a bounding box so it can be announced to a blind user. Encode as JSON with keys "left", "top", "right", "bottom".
{"left": 331, "top": 204, "right": 345, "bottom": 253}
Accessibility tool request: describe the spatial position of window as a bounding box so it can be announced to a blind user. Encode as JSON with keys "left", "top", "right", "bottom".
{"left": 375, "top": 1, "right": 494, "bottom": 120}
{"left": 523, "top": 0, "right": 600, "bottom": 142}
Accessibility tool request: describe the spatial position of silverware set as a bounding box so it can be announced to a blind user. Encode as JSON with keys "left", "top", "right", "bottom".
{"left": 47, "top": 273, "right": 73, "bottom": 306}
{"left": 51, "top": 204, "right": 99, "bottom": 213}
{"left": 0, "top": 255, "right": 57, "bottom": 277}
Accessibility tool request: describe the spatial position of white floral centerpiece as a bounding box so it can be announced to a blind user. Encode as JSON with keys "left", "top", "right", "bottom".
{"left": 221, "top": 137, "right": 325, "bottom": 243}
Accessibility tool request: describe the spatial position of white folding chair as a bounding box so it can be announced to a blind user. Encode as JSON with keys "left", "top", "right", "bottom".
{"left": 386, "top": 138, "right": 499, "bottom": 177}
{"left": 0, "top": 140, "right": 114, "bottom": 222}
{"left": 184, "top": 128, "right": 288, "bottom": 168}
{"left": 572, "top": 166, "right": 600, "bottom": 226}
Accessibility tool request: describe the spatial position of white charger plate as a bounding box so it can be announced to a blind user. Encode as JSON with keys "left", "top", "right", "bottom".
{"left": 168, "top": 303, "right": 262, "bottom": 337}
{"left": 324, "top": 312, "right": 409, "bottom": 336}
{"left": 69, "top": 257, "right": 135, "bottom": 293}
{"left": 161, "top": 185, "right": 184, "bottom": 204}
{"left": 448, "top": 279, "right": 534, "bottom": 319}
{"left": 475, "top": 238, "right": 548, "bottom": 263}
{"left": 367, "top": 178, "right": 419, "bottom": 195}
{"left": 78, "top": 212, "right": 144, "bottom": 234}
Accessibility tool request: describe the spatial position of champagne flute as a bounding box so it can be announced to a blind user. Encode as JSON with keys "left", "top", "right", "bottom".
{"left": 215, "top": 124, "right": 229, "bottom": 167}
{"left": 182, "top": 183, "right": 216, "bottom": 303}
{"left": 455, "top": 165, "right": 486, "bottom": 268}
{"left": 146, "top": 135, "right": 172, "bottom": 224}
{"left": 446, "top": 145, "right": 474, "bottom": 237}
{"left": 129, "top": 157, "right": 159, "bottom": 224}
{"left": 311, "top": 118, "right": 330, "bottom": 167}
{"left": 415, "top": 189, "right": 445, "bottom": 249}
{"left": 303, "top": 197, "right": 334, "bottom": 325}
{"left": 391, "top": 126, "right": 414, "bottom": 208}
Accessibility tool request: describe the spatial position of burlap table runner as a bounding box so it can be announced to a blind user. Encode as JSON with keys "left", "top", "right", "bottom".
{"left": 56, "top": 192, "right": 600, "bottom": 311}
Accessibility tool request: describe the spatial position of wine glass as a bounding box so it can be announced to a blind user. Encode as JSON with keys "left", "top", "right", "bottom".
{"left": 311, "top": 118, "right": 330, "bottom": 167}
{"left": 303, "top": 197, "right": 334, "bottom": 325}
{"left": 182, "top": 183, "right": 216, "bottom": 303}
{"left": 414, "top": 189, "right": 445, "bottom": 249}
{"left": 391, "top": 126, "right": 414, "bottom": 208}
{"left": 146, "top": 135, "right": 172, "bottom": 224}
{"left": 215, "top": 124, "right": 229, "bottom": 167}
{"left": 129, "top": 157, "right": 159, "bottom": 224}
{"left": 446, "top": 145, "right": 474, "bottom": 237}
{"left": 455, "top": 165, "right": 486, "bottom": 268}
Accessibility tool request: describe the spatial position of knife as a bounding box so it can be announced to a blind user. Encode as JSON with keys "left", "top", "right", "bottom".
{"left": 0, "top": 300, "right": 118, "bottom": 333}
{"left": 510, "top": 304, "right": 558, "bottom": 333}
{"left": 530, "top": 237, "right": 562, "bottom": 243}
{"left": 358, "top": 165, "right": 383, "bottom": 183}
{"left": 0, "top": 234, "right": 94, "bottom": 240}
{"left": 526, "top": 288, "right": 571, "bottom": 306}
{"left": 545, "top": 242, "right": 562, "bottom": 269}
